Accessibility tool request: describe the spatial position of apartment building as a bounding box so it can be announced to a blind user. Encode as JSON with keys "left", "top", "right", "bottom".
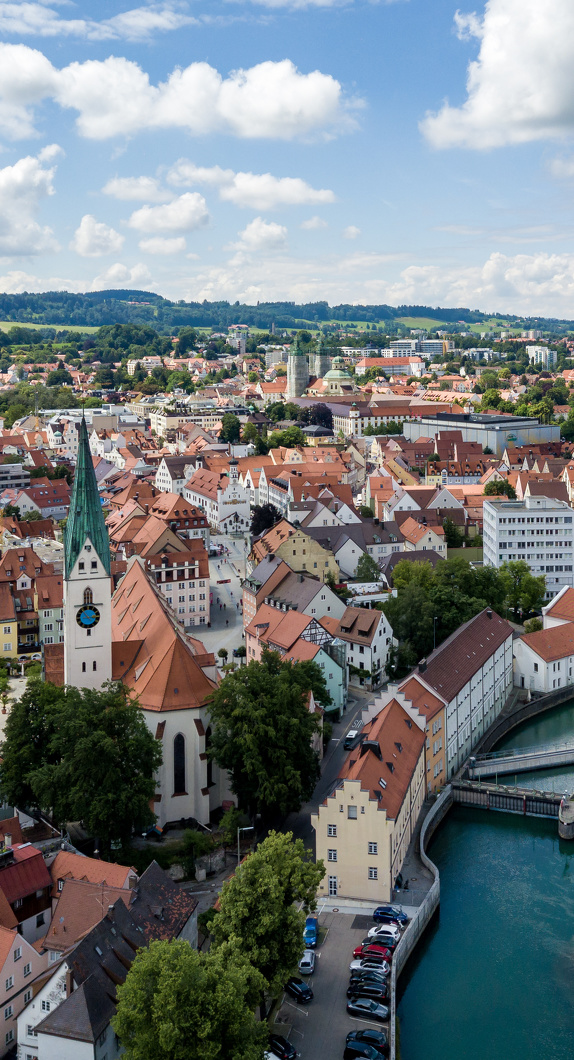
{"left": 144, "top": 539, "right": 210, "bottom": 627}
{"left": 527, "top": 345, "right": 557, "bottom": 370}
{"left": 513, "top": 622, "right": 574, "bottom": 694}
{"left": 397, "top": 608, "right": 514, "bottom": 788}
{"left": 483, "top": 494, "right": 574, "bottom": 598}
{"left": 335, "top": 606, "right": 394, "bottom": 691}
{"left": 312, "top": 697, "right": 426, "bottom": 902}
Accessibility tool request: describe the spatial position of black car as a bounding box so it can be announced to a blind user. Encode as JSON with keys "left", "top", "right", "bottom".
{"left": 349, "top": 975, "right": 388, "bottom": 993}
{"left": 268, "top": 1033, "right": 297, "bottom": 1060}
{"left": 346, "top": 1029, "right": 389, "bottom": 1056}
{"left": 343, "top": 1045, "right": 382, "bottom": 1060}
{"left": 346, "top": 997, "right": 390, "bottom": 1023}
{"left": 347, "top": 983, "right": 389, "bottom": 1003}
{"left": 285, "top": 977, "right": 313, "bottom": 1004}
{"left": 349, "top": 968, "right": 388, "bottom": 984}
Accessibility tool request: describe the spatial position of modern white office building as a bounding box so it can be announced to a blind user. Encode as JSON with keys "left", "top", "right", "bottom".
{"left": 483, "top": 495, "right": 574, "bottom": 598}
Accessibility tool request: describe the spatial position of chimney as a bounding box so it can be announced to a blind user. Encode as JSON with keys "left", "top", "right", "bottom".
{"left": 144, "top": 503, "right": 149, "bottom": 514}
{"left": 65, "top": 970, "right": 73, "bottom": 997}
{"left": 418, "top": 658, "right": 427, "bottom": 673}
{"left": 487, "top": 609, "right": 492, "bottom": 619}
{"left": 3, "top": 833, "right": 11, "bottom": 849}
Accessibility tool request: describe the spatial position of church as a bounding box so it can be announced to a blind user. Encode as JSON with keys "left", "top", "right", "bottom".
{"left": 47, "top": 416, "right": 229, "bottom": 828}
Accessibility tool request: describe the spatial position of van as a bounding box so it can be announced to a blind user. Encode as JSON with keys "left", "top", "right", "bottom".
{"left": 344, "top": 729, "right": 360, "bottom": 750}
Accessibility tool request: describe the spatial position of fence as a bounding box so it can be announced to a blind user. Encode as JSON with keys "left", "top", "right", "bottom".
{"left": 389, "top": 787, "right": 453, "bottom": 1060}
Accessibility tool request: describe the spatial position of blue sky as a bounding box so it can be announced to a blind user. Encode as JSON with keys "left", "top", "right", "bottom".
{"left": 1, "top": 0, "right": 574, "bottom": 315}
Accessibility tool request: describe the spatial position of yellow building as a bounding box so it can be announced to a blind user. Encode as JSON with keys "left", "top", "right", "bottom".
{"left": 312, "top": 697, "right": 426, "bottom": 902}
{"left": 0, "top": 583, "right": 17, "bottom": 660}
{"left": 250, "top": 520, "right": 339, "bottom": 584}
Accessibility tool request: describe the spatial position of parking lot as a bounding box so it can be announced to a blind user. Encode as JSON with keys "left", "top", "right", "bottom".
{"left": 273, "top": 911, "right": 393, "bottom": 1059}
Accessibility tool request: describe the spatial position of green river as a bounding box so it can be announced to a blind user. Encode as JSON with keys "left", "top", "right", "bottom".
{"left": 397, "top": 700, "right": 574, "bottom": 1060}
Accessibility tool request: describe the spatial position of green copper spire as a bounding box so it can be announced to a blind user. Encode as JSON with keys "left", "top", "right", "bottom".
{"left": 64, "top": 416, "right": 111, "bottom": 578}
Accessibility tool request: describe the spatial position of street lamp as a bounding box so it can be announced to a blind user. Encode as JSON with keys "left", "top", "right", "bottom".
{"left": 237, "top": 825, "right": 254, "bottom": 866}
{"left": 433, "top": 616, "right": 438, "bottom": 650}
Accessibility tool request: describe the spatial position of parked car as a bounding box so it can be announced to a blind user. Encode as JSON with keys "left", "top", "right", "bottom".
{"left": 285, "top": 977, "right": 313, "bottom": 1003}
{"left": 346, "top": 1028, "right": 389, "bottom": 1056}
{"left": 368, "top": 924, "right": 401, "bottom": 940}
{"left": 268, "top": 1034, "right": 297, "bottom": 1060}
{"left": 349, "top": 959, "right": 391, "bottom": 974}
{"left": 349, "top": 971, "right": 388, "bottom": 988}
{"left": 298, "top": 949, "right": 315, "bottom": 975}
{"left": 303, "top": 915, "right": 319, "bottom": 948}
{"left": 373, "top": 905, "right": 409, "bottom": 925}
{"left": 353, "top": 944, "right": 393, "bottom": 960}
{"left": 368, "top": 922, "right": 401, "bottom": 940}
{"left": 343, "top": 1044, "right": 382, "bottom": 1060}
{"left": 347, "top": 982, "right": 389, "bottom": 1003}
{"left": 346, "top": 997, "right": 390, "bottom": 1023}
{"left": 362, "top": 935, "right": 398, "bottom": 952}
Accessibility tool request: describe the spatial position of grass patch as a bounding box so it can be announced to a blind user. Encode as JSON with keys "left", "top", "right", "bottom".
{"left": 395, "top": 316, "right": 450, "bottom": 329}
{"left": 0, "top": 321, "right": 100, "bottom": 334}
{"left": 447, "top": 546, "right": 483, "bottom": 562}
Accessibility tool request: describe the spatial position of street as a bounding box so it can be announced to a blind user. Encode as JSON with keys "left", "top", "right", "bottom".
{"left": 194, "top": 532, "right": 249, "bottom": 660}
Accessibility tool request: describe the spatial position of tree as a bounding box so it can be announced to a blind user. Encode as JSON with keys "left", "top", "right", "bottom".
{"left": 219, "top": 413, "right": 241, "bottom": 443}
{"left": 355, "top": 552, "right": 381, "bottom": 581}
{"left": 217, "top": 648, "right": 229, "bottom": 665}
{"left": 443, "top": 518, "right": 464, "bottom": 548}
{"left": 113, "top": 939, "right": 267, "bottom": 1060}
{"left": 2, "top": 504, "right": 20, "bottom": 519}
{"left": 267, "top": 426, "right": 306, "bottom": 448}
{"left": 298, "top": 403, "right": 333, "bottom": 430}
{"left": 46, "top": 368, "right": 73, "bottom": 387}
{"left": 359, "top": 504, "right": 374, "bottom": 517}
{"left": 500, "top": 560, "right": 545, "bottom": 615}
{"left": 0, "top": 681, "right": 162, "bottom": 850}
{"left": 250, "top": 503, "right": 280, "bottom": 536}
{"left": 484, "top": 479, "right": 516, "bottom": 499}
{"left": 211, "top": 831, "right": 325, "bottom": 1004}
{"left": 241, "top": 422, "right": 260, "bottom": 444}
{"left": 524, "top": 617, "right": 543, "bottom": 633}
{"left": 207, "top": 652, "right": 327, "bottom": 825}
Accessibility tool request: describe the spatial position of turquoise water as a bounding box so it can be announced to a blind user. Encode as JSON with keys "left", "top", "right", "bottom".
{"left": 397, "top": 700, "right": 574, "bottom": 1060}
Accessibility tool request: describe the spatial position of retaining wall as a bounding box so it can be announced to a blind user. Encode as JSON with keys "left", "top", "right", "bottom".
{"left": 474, "top": 686, "right": 574, "bottom": 755}
{"left": 389, "top": 787, "right": 453, "bottom": 1060}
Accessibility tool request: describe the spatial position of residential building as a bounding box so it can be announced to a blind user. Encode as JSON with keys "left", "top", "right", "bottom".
{"left": 147, "top": 493, "right": 209, "bottom": 544}
{"left": 144, "top": 539, "right": 211, "bottom": 627}
{"left": 483, "top": 494, "right": 574, "bottom": 598}
{"left": 155, "top": 456, "right": 193, "bottom": 495}
{"left": 335, "top": 606, "right": 394, "bottom": 690}
{"left": 0, "top": 585, "right": 16, "bottom": 660}
{"left": 400, "top": 517, "right": 447, "bottom": 556}
{"left": 0, "top": 548, "right": 55, "bottom": 658}
{"left": 527, "top": 345, "right": 557, "bottom": 370}
{"left": 0, "top": 843, "right": 52, "bottom": 944}
{"left": 0, "top": 924, "right": 46, "bottom": 1057}
{"left": 242, "top": 556, "right": 292, "bottom": 629}
{"left": 34, "top": 575, "right": 64, "bottom": 648}
{"left": 311, "top": 697, "right": 426, "bottom": 902}
{"left": 260, "top": 570, "right": 346, "bottom": 623}
{"left": 15, "top": 482, "right": 70, "bottom": 521}
{"left": 398, "top": 608, "right": 514, "bottom": 787}
{"left": 0, "top": 463, "right": 30, "bottom": 493}
{"left": 184, "top": 461, "right": 250, "bottom": 534}
{"left": 513, "top": 623, "right": 574, "bottom": 693}
{"left": 248, "top": 519, "right": 339, "bottom": 582}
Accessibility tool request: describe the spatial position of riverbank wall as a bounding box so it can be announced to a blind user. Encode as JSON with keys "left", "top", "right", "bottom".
{"left": 389, "top": 787, "right": 452, "bottom": 1060}
{"left": 474, "top": 684, "right": 574, "bottom": 755}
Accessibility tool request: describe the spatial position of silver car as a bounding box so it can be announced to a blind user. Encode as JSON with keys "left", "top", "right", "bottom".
{"left": 298, "top": 949, "right": 316, "bottom": 975}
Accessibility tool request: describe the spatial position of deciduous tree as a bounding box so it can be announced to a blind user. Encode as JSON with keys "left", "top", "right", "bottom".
{"left": 113, "top": 939, "right": 267, "bottom": 1060}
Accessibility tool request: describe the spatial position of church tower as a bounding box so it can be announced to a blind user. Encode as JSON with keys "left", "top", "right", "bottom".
{"left": 286, "top": 333, "right": 310, "bottom": 399}
{"left": 63, "top": 416, "right": 112, "bottom": 689}
{"left": 312, "top": 335, "right": 332, "bottom": 379}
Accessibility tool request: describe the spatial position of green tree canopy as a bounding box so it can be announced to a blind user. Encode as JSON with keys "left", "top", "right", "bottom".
{"left": 219, "top": 412, "right": 241, "bottom": 443}
{"left": 355, "top": 552, "right": 381, "bottom": 581}
{"left": 250, "top": 503, "right": 281, "bottom": 537}
{"left": 113, "top": 939, "right": 267, "bottom": 1060}
{"left": 211, "top": 831, "right": 324, "bottom": 1002}
{"left": 500, "top": 560, "right": 545, "bottom": 615}
{"left": 207, "top": 651, "right": 328, "bottom": 824}
{"left": 0, "top": 681, "right": 162, "bottom": 849}
{"left": 484, "top": 479, "right": 516, "bottom": 498}
{"left": 267, "top": 425, "right": 306, "bottom": 448}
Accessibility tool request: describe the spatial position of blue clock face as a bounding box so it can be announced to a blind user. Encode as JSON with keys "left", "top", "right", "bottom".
{"left": 76, "top": 605, "right": 100, "bottom": 629}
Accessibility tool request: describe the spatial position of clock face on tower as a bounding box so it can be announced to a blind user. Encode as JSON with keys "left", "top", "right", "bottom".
{"left": 76, "top": 605, "right": 101, "bottom": 629}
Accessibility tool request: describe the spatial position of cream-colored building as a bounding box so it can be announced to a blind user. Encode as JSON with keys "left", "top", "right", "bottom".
{"left": 312, "top": 696, "right": 426, "bottom": 902}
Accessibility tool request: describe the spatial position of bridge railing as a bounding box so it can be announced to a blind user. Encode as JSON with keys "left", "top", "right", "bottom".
{"left": 474, "top": 736, "right": 574, "bottom": 761}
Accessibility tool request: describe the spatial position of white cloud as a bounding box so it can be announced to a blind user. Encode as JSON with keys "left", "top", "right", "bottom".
{"left": 343, "top": 225, "right": 361, "bottom": 239}
{"left": 128, "top": 192, "right": 209, "bottom": 234}
{"left": 0, "top": 44, "right": 360, "bottom": 142}
{"left": 422, "top": 0, "right": 574, "bottom": 149}
{"left": 453, "top": 10, "right": 483, "bottom": 40}
{"left": 70, "top": 214, "right": 124, "bottom": 258}
{"left": 231, "top": 217, "right": 288, "bottom": 252}
{"left": 102, "top": 176, "right": 174, "bottom": 203}
{"left": 138, "top": 236, "right": 187, "bottom": 254}
{"left": 0, "top": 145, "right": 60, "bottom": 255}
{"left": 91, "top": 262, "right": 153, "bottom": 290}
{"left": 549, "top": 156, "right": 574, "bottom": 179}
{"left": 0, "top": 3, "right": 197, "bottom": 41}
{"left": 301, "top": 216, "right": 328, "bottom": 229}
{"left": 166, "top": 159, "right": 336, "bottom": 209}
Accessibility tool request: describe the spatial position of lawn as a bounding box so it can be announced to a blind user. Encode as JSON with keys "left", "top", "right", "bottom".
{"left": 395, "top": 316, "right": 450, "bottom": 329}
{"left": 0, "top": 321, "right": 99, "bottom": 334}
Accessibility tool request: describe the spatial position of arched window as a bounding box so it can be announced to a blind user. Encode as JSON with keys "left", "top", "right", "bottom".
{"left": 173, "top": 734, "right": 186, "bottom": 795}
{"left": 83, "top": 588, "right": 93, "bottom": 605}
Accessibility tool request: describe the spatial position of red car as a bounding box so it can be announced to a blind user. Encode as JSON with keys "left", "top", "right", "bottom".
{"left": 352, "top": 944, "right": 393, "bottom": 961}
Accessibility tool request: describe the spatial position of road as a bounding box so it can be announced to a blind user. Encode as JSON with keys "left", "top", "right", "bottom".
{"left": 194, "top": 532, "right": 249, "bottom": 661}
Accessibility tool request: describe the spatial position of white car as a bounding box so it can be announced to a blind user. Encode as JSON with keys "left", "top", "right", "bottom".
{"left": 298, "top": 949, "right": 316, "bottom": 975}
{"left": 349, "top": 959, "right": 391, "bottom": 975}
{"left": 368, "top": 923, "right": 401, "bottom": 941}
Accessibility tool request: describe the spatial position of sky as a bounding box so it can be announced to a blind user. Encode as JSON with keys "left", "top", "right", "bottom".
{"left": 2, "top": 0, "right": 574, "bottom": 315}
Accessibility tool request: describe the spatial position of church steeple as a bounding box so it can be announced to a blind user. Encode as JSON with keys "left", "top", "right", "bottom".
{"left": 65, "top": 416, "right": 110, "bottom": 579}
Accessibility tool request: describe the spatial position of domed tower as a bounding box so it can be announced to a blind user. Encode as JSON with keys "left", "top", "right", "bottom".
{"left": 287, "top": 333, "right": 310, "bottom": 399}
{"left": 312, "top": 335, "right": 332, "bottom": 379}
